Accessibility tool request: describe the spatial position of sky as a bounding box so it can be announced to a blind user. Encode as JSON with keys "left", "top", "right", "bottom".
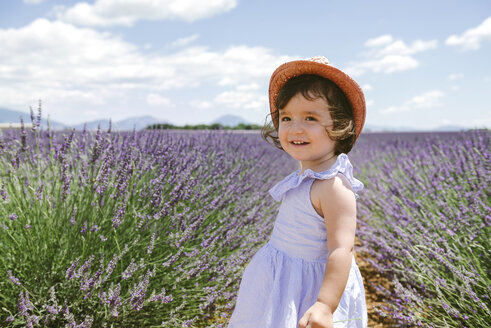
{"left": 0, "top": 0, "right": 490, "bottom": 130}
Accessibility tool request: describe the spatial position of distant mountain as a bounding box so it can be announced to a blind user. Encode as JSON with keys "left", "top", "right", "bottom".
{"left": 211, "top": 114, "right": 250, "bottom": 127}
{"left": 115, "top": 115, "right": 168, "bottom": 130}
{"left": 71, "top": 119, "right": 111, "bottom": 131}
{"left": 0, "top": 107, "right": 66, "bottom": 129}
{"left": 0, "top": 108, "right": 168, "bottom": 131}
{"left": 0, "top": 107, "right": 26, "bottom": 123}
{"left": 71, "top": 116, "right": 169, "bottom": 131}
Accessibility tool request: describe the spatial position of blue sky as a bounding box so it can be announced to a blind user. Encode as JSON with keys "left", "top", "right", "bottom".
{"left": 0, "top": 0, "right": 490, "bottom": 130}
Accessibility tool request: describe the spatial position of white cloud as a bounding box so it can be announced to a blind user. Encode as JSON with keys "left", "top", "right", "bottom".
{"left": 448, "top": 73, "right": 464, "bottom": 81}
{"left": 160, "top": 45, "right": 292, "bottom": 88}
{"left": 362, "top": 84, "right": 373, "bottom": 92}
{"left": 346, "top": 55, "right": 419, "bottom": 75}
{"left": 189, "top": 100, "right": 213, "bottom": 110}
{"left": 365, "top": 35, "right": 393, "bottom": 47}
{"left": 236, "top": 83, "right": 261, "bottom": 91}
{"left": 446, "top": 16, "right": 491, "bottom": 50}
{"left": 366, "top": 99, "right": 374, "bottom": 107}
{"left": 146, "top": 94, "right": 173, "bottom": 107}
{"left": 375, "top": 39, "right": 437, "bottom": 57}
{"left": 55, "top": 0, "right": 238, "bottom": 27}
{"left": 170, "top": 34, "right": 199, "bottom": 48}
{"left": 214, "top": 88, "right": 268, "bottom": 112}
{"left": 83, "top": 110, "right": 100, "bottom": 118}
{"left": 380, "top": 90, "right": 444, "bottom": 114}
{"left": 346, "top": 35, "right": 437, "bottom": 76}
{"left": 0, "top": 18, "right": 292, "bottom": 123}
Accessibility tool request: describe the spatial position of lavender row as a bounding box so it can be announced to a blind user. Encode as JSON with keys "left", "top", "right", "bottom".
{"left": 0, "top": 119, "right": 297, "bottom": 327}
{"left": 350, "top": 129, "right": 490, "bottom": 327}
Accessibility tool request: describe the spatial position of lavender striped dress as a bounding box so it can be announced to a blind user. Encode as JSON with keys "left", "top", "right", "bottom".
{"left": 228, "top": 153, "right": 368, "bottom": 328}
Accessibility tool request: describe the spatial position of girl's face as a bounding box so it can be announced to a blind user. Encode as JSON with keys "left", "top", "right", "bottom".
{"left": 278, "top": 93, "right": 336, "bottom": 172}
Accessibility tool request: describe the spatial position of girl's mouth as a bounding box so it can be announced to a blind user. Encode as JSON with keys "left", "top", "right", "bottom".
{"left": 291, "top": 141, "right": 309, "bottom": 146}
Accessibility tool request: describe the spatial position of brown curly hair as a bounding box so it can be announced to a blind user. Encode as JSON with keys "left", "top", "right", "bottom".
{"left": 261, "top": 74, "right": 357, "bottom": 155}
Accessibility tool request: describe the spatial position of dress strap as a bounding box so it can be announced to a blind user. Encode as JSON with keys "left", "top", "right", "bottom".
{"left": 268, "top": 153, "right": 364, "bottom": 202}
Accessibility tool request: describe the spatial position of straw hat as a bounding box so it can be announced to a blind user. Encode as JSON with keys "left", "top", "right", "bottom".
{"left": 268, "top": 56, "right": 366, "bottom": 140}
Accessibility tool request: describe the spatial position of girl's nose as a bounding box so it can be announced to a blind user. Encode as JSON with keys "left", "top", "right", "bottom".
{"left": 291, "top": 120, "right": 305, "bottom": 133}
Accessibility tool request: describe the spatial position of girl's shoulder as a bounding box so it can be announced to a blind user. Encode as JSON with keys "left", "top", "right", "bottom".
{"left": 310, "top": 173, "right": 356, "bottom": 217}
{"left": 310, "top": 172, "right": 356, "bottom": 217}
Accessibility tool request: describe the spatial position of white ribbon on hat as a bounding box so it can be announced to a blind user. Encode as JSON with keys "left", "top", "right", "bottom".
{"left": 308, "top": 56, "right": 331, "bottom": 65}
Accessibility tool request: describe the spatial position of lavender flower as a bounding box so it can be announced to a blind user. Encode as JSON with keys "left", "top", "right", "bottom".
{"left": 0, "top": 184, "right": 7, "bottom": 201}
{"left": 148, "top": 287, "right": 174, "bottom": 304}
{"left": 19, "top": 116, "right": 27, "bottom": 152}
{"left": 17, "top": 291, "right": 33, "bottom": 317}
{"left": 147, "top": 232, "right": 156, "bottom": 254}
{"left": 81, "top": 220, "right": 87, "bottom": 235}
{"left": 29, "top": 106, "right": 36, "bottom": 132}
{"left": 69, "top": 206, "right": 77, "bottom": 227}
{"left": 66, "top": 257, "right": 80, "bottom": 280}
{"left": 129, "top": 269, "right": 153, "bottom": 311}
{"left": 35, "top": 100, "right": 42, "bottom": 130}
{"left": 76, "top": 255, "right": 94, "bottom": 279}
{"left": 100, "top": 283, "right": 122, "bottom": 317}
{"left": 46, "top": 304, "right": 61, "bottom": 315}
{"left": 35, "top": 184, "right": 44, "bottom": 201}
{"left": 121, "top": 258, "right": 138, "bottom": 280}
{"left": 7, "top": 270, "right": 21, "bottom": 286}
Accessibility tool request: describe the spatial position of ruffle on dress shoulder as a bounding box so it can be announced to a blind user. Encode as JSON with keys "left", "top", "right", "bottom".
{"left": 268, "top": 153, "right": 364, "bottom": 202}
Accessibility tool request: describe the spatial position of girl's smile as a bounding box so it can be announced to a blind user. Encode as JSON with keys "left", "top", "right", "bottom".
{"left": 278, "top": 93, "right": 337, "bottom": 173}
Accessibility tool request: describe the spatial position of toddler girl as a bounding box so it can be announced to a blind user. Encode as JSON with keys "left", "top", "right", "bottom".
{"left": 228, "top": 56, "right": 368, "bottom": 328}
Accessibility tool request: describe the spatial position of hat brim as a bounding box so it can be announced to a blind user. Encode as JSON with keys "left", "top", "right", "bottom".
{"left": 269, "top": 60, "right": 366, "bottom": 140}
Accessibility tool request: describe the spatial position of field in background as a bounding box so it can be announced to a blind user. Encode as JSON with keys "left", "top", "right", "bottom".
{"left": 351, "top": 129, "right": 490, "bottom": 327}
{"left": 0, "top": 124, "right": 489, "bottom": 327}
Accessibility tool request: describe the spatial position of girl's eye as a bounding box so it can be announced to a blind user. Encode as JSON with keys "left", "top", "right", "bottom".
{"left": 280, "top": 117, "right": 316, "bottom": 122}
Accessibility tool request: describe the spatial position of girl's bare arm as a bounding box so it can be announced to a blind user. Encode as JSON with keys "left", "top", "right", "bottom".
{"left": 316, "top": 173, "right": 357, "bottom": 311}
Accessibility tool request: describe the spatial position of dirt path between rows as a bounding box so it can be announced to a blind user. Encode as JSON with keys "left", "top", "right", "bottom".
{"left": 354, "top": 250, "right": 395, "bottom": 327}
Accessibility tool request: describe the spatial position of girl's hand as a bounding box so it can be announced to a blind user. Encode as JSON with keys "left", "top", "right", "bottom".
{"left": 298, "top": 301, "right": 334, "bottom": 328}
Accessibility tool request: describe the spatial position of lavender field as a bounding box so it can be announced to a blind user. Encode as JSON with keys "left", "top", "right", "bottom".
{"left": 351, "top": 130, "right": 490, "bottom": 327}
{"left": 0, "top": 117, "right": 489, "bottom": 327}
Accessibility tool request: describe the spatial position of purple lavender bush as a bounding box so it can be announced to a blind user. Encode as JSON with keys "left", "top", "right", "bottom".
{"left": 350, "top": 129, "right": 490, "bottom": 327}
{"left": 0, "top": 112, "right": 296, "bottom": 327}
